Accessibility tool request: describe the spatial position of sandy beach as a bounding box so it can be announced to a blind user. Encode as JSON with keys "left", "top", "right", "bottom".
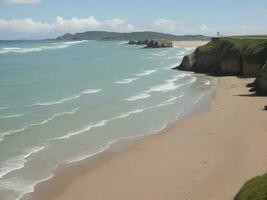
{"left": 172, "top": 40, "right": 209, "bottom": 47}
{"left": 30, "top": 76, "right": 267, "bottom": 200}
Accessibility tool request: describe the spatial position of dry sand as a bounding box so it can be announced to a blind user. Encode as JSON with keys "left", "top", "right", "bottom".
{"left": 172, "top": 40, "right": 209, "bottom": 47}
{"left": 31, "top": 77, "right": 267, "bottom": 200}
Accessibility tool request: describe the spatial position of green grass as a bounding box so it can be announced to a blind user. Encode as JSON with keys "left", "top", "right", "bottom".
{"left": 227, "top": 35, "right": 267, "bottom": 40}
{"left": 235, "top": 173, "right": 267, "bottom": 200}
{"left": 197, "top": 37, "right": 267, "bottom": 61}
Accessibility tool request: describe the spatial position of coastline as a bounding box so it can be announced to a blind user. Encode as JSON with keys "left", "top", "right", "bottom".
{"left": 172, "top": 40, "right": 209, "bottom": 47}
{"left": 28, "top": 76, "right": 267, "bottom": 200}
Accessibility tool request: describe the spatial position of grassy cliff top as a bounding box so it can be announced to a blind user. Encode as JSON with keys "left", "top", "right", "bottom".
{"left": 228, "top": 35, "right": 267, "bottom": 39}
{"left": 235, "top": 173, "right": 267, "bottom": 200}
{"left": 197, "top": 36, "right": 267, "bottom": 61}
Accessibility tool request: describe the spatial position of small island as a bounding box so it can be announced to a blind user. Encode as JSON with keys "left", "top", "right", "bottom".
{"left": 128, "top": 39, "right": 173, "bottom": 48}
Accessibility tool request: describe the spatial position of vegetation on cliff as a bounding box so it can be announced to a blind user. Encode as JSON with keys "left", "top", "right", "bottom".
{"left": 234, "top": 173, "right": 267, "bottom": 200}
{"left": 56, "top": 31, "right": 210, "bottom": 41}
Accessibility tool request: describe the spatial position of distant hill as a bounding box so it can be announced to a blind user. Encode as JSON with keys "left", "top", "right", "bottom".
{"left": 56, "top": 31, "right": 210, "bottom": 41}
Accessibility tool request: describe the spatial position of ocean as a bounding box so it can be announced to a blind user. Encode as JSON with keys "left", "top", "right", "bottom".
{"left": 0, "top": 40, "right": 216, "bottom": 200}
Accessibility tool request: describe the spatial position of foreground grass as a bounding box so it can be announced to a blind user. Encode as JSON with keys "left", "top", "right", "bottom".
{"left": 235, "top": 173, "right": 267, "bottom": 200}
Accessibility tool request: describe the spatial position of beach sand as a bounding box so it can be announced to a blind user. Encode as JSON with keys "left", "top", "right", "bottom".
{"left": 172, "top": 40, "right": 209, "bottom": 47}
{"left": 31, "top": 77, "right": 267, "bottom": 200}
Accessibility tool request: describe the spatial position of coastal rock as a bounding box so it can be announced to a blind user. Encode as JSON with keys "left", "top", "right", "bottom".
{"left": 128, "top": 39, "right": 173, "bottom": 48}
{"left": 128, "top": 40, "right": 149, "bottom": 45}
{"left": 249, "top": 62, "right": 267, "bottom": 95}
{"left": 145, "top": 39, "right": 173, "bottom": 48}
{"left": 175, "top": 52, "right": 196, "bottom": 71}
{"left": 242, "top": 58, "right": 265, "bottom": 77}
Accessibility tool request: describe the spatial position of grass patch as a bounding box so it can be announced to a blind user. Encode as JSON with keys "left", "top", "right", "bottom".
{"left": 235, "top": 173, "right": 267, "bottom": 200}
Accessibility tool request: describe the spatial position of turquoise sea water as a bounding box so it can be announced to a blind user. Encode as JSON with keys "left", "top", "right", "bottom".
{"left": 0, "top": 40, "right": 216, "bottom": 200}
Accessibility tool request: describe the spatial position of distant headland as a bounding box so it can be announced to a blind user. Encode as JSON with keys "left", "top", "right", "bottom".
{"left": 56, "top": 31, "right": 210, "bottom": 41}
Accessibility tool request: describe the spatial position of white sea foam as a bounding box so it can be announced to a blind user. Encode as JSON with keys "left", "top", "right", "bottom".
{"left": 111, "top": 109, "right": 144, "bottom": 120}
{"left": 117, "top": 41, "right": 127, "bottom": 45}
{"left": 0, "top": 113, "right": 26, "bottom": 120}
{"left": 81, "top": 88, "right": 102, "bottom": 94}
{"left": 0, "top": 146, "right": 45, "bottom": 179}
{"left": 0, "top": 172, "right": 53, "bottom": 200}
{"left": 0, "top": 40, "right": 87, "bottom": 54}
{"left": 166, "top": 56, "right": 180, "bottom": 60}
{"left": 50, "top": 108, "right": 145, "bottom": 141}
{"left": 148, "top": 82, "right": 179, "bottom": 93}
{"left": 151, "top": 52, "right": 166, "bottom": 57}
{"left": 176, "top": 51, "right": 186, "bottom": 56}
{"left": 33, "top": 94, "right": 81, "bottom": 106}
{"left": 156, "top": 94, "right": 184, "bottom": 107}
{"left": 31, "top": 87, "right": 101, "bottom": 107}
{"left": 126, "top": 93, "right": 151, "bottom": 101}
{"left": 135, "top": 69, "right": 157, "bottom": 77}
{"left": 50, "top": 120, "right": 108, "bottom": 141}
{"left": 0, "top": 107, "right": 80, "bottom": 141}
{"left": 184, "top": 47, "right": 195, "bottom": 51}
{"left": 204, "top": 80, "right": 211, "bottom": 85}
{"left": 115, "top": 78, "right": 139, "bottom": 84}
{"left": 62, "top": 40, "right": 88, "bottom": 45}
{"left": 126, "top": 73, "right": 195, "bottom": 101}
{"left": 0, "top": 106, "right": 9, "bottom": 110}
{"left": 0, "top": 127, "right": 28, "bottom": 142}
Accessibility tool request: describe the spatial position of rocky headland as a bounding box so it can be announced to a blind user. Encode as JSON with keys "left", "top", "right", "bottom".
{"left": 174, "top": 36, "right": 267, "bottom": 95}
{"left": 128, "top": 39, "right": 173, "bottom": 48}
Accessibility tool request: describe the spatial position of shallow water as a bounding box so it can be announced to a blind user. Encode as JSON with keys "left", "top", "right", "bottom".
{"left": 0, "top": 40, "right": 216, "bottom": 200}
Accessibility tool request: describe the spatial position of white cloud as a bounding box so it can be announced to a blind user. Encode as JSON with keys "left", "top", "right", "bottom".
{"left": 2, "top": 0, "right": 41, "bottom": 4}
{"left": 0, "top": 16, "right": 136, "bottom": 38}
{"left": 153, "top": 18, "right": 267, "bottom": 36}
{"left": 153, "top": 19, "right": 180, "bottom": 32}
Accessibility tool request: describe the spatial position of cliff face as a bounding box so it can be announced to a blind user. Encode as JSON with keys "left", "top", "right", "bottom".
{"left": 248, "top": 62, "right": 267, "bottom": 95}
{"left": 176, "top": 37, "right": 267, "bottom": 77}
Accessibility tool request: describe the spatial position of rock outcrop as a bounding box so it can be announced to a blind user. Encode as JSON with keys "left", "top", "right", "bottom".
{"left": 248, "top": 62, "right": 267, "bottom": 95}
{"left": 145, "top": 39, "right": 173, "bottom": 48}
{"left": 128, "top": 39, "right": 173, "bottom": 48}
{"left": 175, "top": 37, "right": 267, "bottom": 77}
{"left": 128, "top": 40, "right": 149, "bottom": 45}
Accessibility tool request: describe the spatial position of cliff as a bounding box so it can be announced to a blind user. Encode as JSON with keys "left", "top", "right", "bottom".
{"left": 175, "top": 37, "right": 267, "bottom": 77}
{"left": 175, "top": 36, "right": 267, "bottom": 95}
{"left": 56, "top": 31, "right": 210, "bottom": 41}
{"left": 128, "top": 39, "right": 173, "bottom": 48}
{"left": 247, "top": 62, "right": 267, "bottom": 95}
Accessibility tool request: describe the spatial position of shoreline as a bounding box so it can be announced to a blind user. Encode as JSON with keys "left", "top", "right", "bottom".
{"left": 29, "top": 76, "right": 267, "bottom": 200}
{"left": 25, "top": 74, "right": 216, "bottom": 200}
{"left": 172, "top": 40, "right": 209, "bottom": 47}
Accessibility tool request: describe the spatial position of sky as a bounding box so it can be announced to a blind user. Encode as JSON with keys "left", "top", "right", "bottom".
{"left": 0, "top": 0, "right": 267, "bottom": 39}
